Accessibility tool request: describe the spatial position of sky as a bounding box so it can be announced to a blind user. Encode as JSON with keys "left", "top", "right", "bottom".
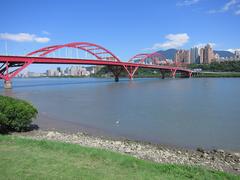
{"left": 0, "top": 0, "right": 240, "bottom": 72}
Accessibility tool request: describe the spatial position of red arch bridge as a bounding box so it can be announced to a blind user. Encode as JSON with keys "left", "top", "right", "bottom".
{"left": 0, "top": 42, "right": 192, "bottom": 88}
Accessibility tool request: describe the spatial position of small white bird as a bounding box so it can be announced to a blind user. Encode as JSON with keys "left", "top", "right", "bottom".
{"left": 115, "top": 121, "right": 120, "bottom": 124}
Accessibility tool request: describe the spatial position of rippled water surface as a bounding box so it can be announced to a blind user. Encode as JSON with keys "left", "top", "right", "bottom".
{"left": 1, "top": 77, "right": 239, "bottom": 150}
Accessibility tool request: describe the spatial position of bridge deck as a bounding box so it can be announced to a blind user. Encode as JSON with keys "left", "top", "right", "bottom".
{"left": 0, "top": 55, "right": 192, "bottom": 73}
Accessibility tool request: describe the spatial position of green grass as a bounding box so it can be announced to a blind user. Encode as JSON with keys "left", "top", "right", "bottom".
{"left": 0, "top": 135, "right": 239, "bottom": 180}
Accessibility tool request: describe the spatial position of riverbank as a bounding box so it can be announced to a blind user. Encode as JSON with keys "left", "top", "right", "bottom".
{"left": 192, "top": 71, "right": 240, "bottom": 78}
{"left": 1, "top": 135, "right": 239, "bottom": 179}
{"left": 12, "top": 129, "right": 240, "bottom": 175}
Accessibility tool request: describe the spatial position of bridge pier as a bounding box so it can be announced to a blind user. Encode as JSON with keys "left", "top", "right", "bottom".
{"left": 115, "top": 76, "right": 119, "bottom": 82}
{"left": 108, "top": 66, "right": 122, "bottom": 82}
{"left": 160, "top": 71, "right": 165, "bottom": 79}
{"left": 4, "top": 80, "right": 12, "bottom": 89}
{"left": 128, "top": 74, "right": 134, "bottom": 80}
{"left": 189, "top": 72, "right": 192, "bottom": 78}
{"left": 171, "top": 69, "right": 177, "bottom": 78}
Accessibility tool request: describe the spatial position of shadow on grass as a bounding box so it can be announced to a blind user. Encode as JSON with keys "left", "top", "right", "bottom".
{"left": 0, "top": 124, "right": 39, "bottom": 135}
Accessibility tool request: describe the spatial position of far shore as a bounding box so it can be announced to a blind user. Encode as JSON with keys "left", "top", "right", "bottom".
{"left": 14, "top": 71, "right": 240, "bottom": 79}
{"left": 13, "top": 129, "right": 240, "bottom": 175}
{"left": 192, "top": 71, "right": 240, "bottom": 78}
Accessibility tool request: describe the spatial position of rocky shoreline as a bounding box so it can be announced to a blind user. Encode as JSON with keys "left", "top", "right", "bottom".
{"left": 13, "top": 130, "right": 240, "bottom": 175}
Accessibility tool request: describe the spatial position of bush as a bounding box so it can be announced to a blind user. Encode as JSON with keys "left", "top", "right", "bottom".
{"left": 0, "top": 95, "right": 38, "bottom": 132}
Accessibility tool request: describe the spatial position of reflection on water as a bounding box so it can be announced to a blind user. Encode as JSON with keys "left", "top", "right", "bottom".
{"left": 1, "top": 77, "right": 240, "bottom": 150}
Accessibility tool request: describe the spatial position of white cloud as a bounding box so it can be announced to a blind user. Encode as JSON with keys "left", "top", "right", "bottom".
{"left": 145, "top": 33, "right": 189, "bottom": 50}
{"left": 0, "top": 33, "right": 35, "bottom": 42}
{"left": 177, "top": 0, "right": 200, "bottom": 6}
{"left": 236, "top": 4, "right": 240, "bottom": 14}
{"left": 227, "top": 48, "right": 240, "bottom": 52}
{"left": 42, "top": 30, "right": 50, "bottom": 35}
{"left": 208, "top": 0, "right": 240, "bottom": 15}
{"left": 222, "top": 0, "right": 238, "bottom": 11}
{"left": 236, "top": 10, "right": 240, "bottom": 14}
{"left": 0, "top": 33, "right": 50, "bottom": 43}
{"left": 34, "top": 37, "right": 50, "bottom": 43}
{"left": 194, "top": 43, "right": 216, "bottom": 48}
{"left": 207, "top": 9, "right": 218, "bottom": 14}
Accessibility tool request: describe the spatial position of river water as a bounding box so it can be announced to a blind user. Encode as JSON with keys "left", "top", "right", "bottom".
{"left": 0, "top": 77, "right": 239, "bottom": 151}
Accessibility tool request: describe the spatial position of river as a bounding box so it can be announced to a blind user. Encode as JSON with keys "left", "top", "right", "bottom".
{"left": 0, "top": 77, "right": 239, "bottom": 151}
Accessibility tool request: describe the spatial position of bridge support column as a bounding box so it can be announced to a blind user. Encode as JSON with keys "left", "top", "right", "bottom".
{"left": 108, "top": 66, "right": 122, "bottom": 82}
{"left": 128, "top": 74, "right": 133, "bottom": 80}
{"left": 115, "top": 76, "right": 119, "bottom": 82}
{"left": 171, "top": 69, "right": 177, "bottom": 78}
{"left": 4, "top": 80, "right": 12, "bottom": 89}
{"left": 160, "top": 70, "right": 165, "bottom": 79}
{"left": 189, "top": 72, "right": 192, "bottom": 78}
{"left": 123, "top": 65, "right": 138, "bottom": 80}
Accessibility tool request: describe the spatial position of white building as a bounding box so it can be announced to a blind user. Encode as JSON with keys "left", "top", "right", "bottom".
{"left": 190, "top": 47, "right": 200, "bottom": 64}
{"left": 235, "top": 50, "right": 240, "bottom": 60}
{"left": 46, "top": 69, "right": 57, "bottom": 76}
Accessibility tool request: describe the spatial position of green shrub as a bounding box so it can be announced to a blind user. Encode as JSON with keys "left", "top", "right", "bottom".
{"left": 0, "top": 95, "right": 38, "bottom": 131}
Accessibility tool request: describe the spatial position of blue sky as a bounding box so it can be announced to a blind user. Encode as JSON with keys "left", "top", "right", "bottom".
{"left": 0, "top": 0, "right": 240, "bottom": 72}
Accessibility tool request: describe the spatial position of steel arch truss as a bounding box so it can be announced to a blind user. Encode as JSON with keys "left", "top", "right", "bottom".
{"left": 128, "top": 52, "right": 167, "bottom": 65}
{"left": 27, "top": 42, "right": 121, "bottom": 62}
{"left": 124, "top": 52, "right": 168, "bottom": 79}
{"left": 0, "top": 42, "right": 122, "bottom": 81}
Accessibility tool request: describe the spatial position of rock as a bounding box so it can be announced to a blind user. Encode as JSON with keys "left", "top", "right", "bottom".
{"left": 217, "top": 149, "right": 225, "bottom": 153}
{"left": 136, "top": 145, "right": 142, "bottom": 151}
{"left": 189, "top": 157, "right": 195, "bottom": 161}
{"left": 200, "top": 153, "right": 208, "bottom": 158}
{"left": 233, "top": 152, "right": 240, "bottom": 157}
{"left": 196, "top": 147, "right": 205, "bottom": 153}
{"left": 46, "top": 131, "right": 55, "bottom": 138}
{"left": 233, "top": 167, "right": 240, "bottom": 171}
{"left": 115, "top": 141, "right": 121, "bottom": 145}
{"left": 212, "top": 149, "right": 218, "bottom": 153}
{"left": 125, "top": 148, "right": 132, "bottom": 153}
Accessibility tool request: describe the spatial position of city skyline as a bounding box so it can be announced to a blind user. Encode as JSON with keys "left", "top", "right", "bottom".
{"left": 0, "top": 0, "right": 240, "bottom": 72}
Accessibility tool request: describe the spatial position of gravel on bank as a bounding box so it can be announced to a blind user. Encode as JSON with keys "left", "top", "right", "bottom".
{"left": 13, "top": 130, "right": 240, "bottom": 175}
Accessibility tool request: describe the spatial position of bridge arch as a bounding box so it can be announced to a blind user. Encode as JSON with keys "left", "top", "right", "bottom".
{"left": 128, "top": 52, "right": 168, "bottom": 65}
{"left": 27, "top": 42, "right": 121, "bottom": 62}
{"left": 124, "top": 52, "right": 168, "bottom": 79}
{"left": 0, "top": 42, "right": 122, "bottom": 82}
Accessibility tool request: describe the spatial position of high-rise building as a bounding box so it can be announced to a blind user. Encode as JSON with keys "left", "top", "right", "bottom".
{"left": 190, "top": 47, "right": 200, "bottom": 64}
{"left": 199, "top": 48, "right": 204, "bottom": 64}
{"left": 46, "top": 69, "right": 56, "bottom": 76}
{"left": 174, "top": 50, "right": 190, "bottom": 63}
{"left": 203, "top": 44, "right": 214, "bottom": 64}
{"left": 214, "top": 53, "right": 220, "bottom": 61}
{"left": 235, "top": 50, "right": 240, "bottom": 60}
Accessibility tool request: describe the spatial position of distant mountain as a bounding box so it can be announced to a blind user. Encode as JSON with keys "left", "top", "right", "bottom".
{"left": 156, "top": 49, "right": 234, "bottom": 59}
{"left": 156, "top": 49, "right": 177, "bottom": 59}
{"left": 214, "top": 50, "right": 234, "bottom": 58}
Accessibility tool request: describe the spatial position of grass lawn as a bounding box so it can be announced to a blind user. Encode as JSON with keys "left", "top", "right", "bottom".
{"left": 0, "top": 135, "right": 238, "bottom": 180}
